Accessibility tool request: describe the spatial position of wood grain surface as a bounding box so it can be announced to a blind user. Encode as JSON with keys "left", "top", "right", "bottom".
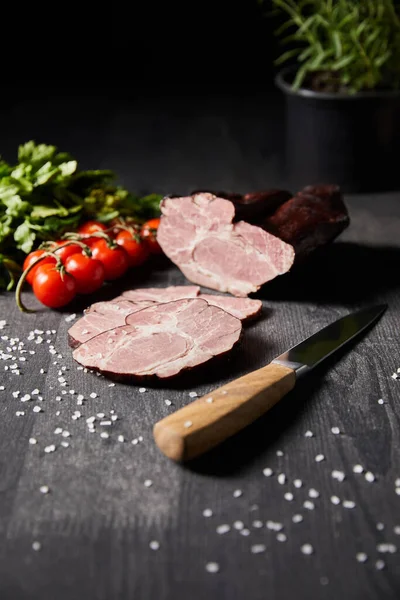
{"left": 0, "top": 91, "right": 400, "bottom": 600}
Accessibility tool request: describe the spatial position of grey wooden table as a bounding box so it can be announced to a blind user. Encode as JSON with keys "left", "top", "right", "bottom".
{"left": 0, "top": 92, "right": 400, "bottom": 600}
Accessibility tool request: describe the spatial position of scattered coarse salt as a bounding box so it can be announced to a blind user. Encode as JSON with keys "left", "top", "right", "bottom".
{"left": 29, "top": 438, "right": 37, "bottom": 445}
{"left": 100, "top": 421, "right": 112, "bottom": 426}
{"left": 277, "top": 533, "right": 287, "bottom": 542}
{"left": 233, "top": 489, "right": 242, "bottom": 498}
{"left": 252, "top": 520, "right": 263, "bottom": 529}
{"left": 111, "top": 415, "right": 118, "bottom": 422}
{"left": 330, "top": 496, "right": 341, "bottom": 505}
{"left": 277, "top": 473, "right": 286, "bottom": 485}
{"left": 304, "top": 430, "right": 314, "bottom": 438}
{"left": 315, "top": 454, "right": 325, "bottom": 463}
{"left": 203, "top": 509, "right": 213, "bottom": 518}
{"left": 39, "top": 485, "right": 50, "bottom": 494}
{"left": 240, "top": 528, "right": 250, "bottom": 537}
{"left": 353, "top": 464, "right": 363, "bottom": 474}
{"left": 184, "top": 421, "right": 193, "bottom": 428}
{"left": 308, "top": 489, "right": 320, "bottom": 499}
{"left": 206, "top": 397, "right": 213, "bottom": 404}
{"left": 189, "top": 391, "right": 198, "bottom": 398}
{"left": 108, "top": 383, "right": 115, "bottom": 387}
{"left": 376, "top": 523, "right": 385, "bottom": 531}
{"left": 395, "top": 488, "right": 400, "bottom": 496}
{"left": 303, "top": 501, "right": 315, "bottom": 511}
{"left": 394, "top": 526, "right": 400, "bottom": 535}
{"left": 100, "top": 432, "right": 109, "bottom": 439}
{"left": 164, "top": 400, "right": 172, "bottom": 406}
{"left": 144, "top": 479, "right": 153, "bottom": 488}
{"left": 0, "top": 386, "right": 4, "bottom": 391}
{"left": 15, "top": 411, "right": 25, "bottom": 416}
{"left": 377, "top": 543, "right": 397, "bottom": 554}
{"left": 12, "top": 391, "right": 20, "bottom": 398}
{"left": 233, "top": 521, "right": 244, "bottom": 531}
{"left": 356, "top": 552, "right": 368, "bottom": 563}
{"left": 378, "top": 399, "right": 384, "bottom": 405}
{"left": 276, "top": 450, "right": 284, "bottom": 457}
{"left": 395, "top": 478, "right": 400, "bottom": 487}
{"left": 61, "top": 431, "right": 70, "bottom": 438}
{"left": 205, "top": 562, "right": 219, "bottom": 573}
{"left": 266, "top": 521, "right": 283, "bottom": 532}
{"left": 97, "top": 413, "right": 105, "bottom": 419}
{"left": 331, "top": 427, "right": 340, "bottom": 435}
{"left": 90, "top": 392, "right": 97, "bottom": 399}
{"left": 343, "top": 500, "right": 356, "bottom": 509}
{"left": 86, "top": 416, "right": 95, "bottom": 424}
{"left": 61, "top": 441, "right": 69, "bottom": 448}
{"left": 251, "top": 544, "right": 266, "bottom": 554}
{"left": 131, "top": 439, "right": 138, "bottom": 445}
{"left": 365, "top": 471, "right": 376, "bottom": 483}
{"left": 263, "top": 467, "right": 273, "bottom": 477}
{"left": 139, "top": 387, "right": 147, "bottom": 393}
{"left": 21, "top": 394, "right": 31, "bottom": 402}
{"left": 293, "top": 479, "right": 303, "bottom": 489}
{"left": 32, "top": 541, "right": 41, "bottom": 551}
{"left": 391, "top": 373, "right": 398, "bottom": 380}
{"left": 332, "top": 470, "right": 346, "bottom": 482}
{"left": 33, "top": 406, "right": 42, "bottom": 413}
{"left": 216, "top": 524, "right": 230, "bottom": 535}
{"left": 292, "top": 514, "right": 303, "bottom": 524}
{"left": 44, "top": 445, "right": 56, "bottom": 453}
{"left": 284, "top": 492, "right": 294, "bottom": 502}
{"left": 118, "top": 435, "right": 125, "bottom": 443}
{"left": 375, "top": 559, "right": 385, "bottom": 570}
{"left": 31, "top": 389, "right": 39, "bottom": 395}
{"left": 301, "top": 544, "right": 314, "bottom": 555}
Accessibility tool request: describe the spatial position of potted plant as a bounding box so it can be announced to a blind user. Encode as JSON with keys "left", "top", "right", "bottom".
{"left": 268, "top": 0, "right": 400, "bottom": 193}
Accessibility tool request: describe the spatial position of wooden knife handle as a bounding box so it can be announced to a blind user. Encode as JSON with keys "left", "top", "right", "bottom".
{"left": 153, "top": 363, "right": 296, "bottom": 462}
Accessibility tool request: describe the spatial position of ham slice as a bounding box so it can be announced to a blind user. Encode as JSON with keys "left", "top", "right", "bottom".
{"left": 68, "top": 286, "right": 262, "bottom": 348}
{"left": 72, "top": 298, "right": 242, "bottom": 379}
{"left": 157, "top": 193, "right": 295, "bottom": 296}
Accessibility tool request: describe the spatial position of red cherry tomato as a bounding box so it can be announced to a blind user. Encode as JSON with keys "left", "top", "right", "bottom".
{"left": 91, "top": 239, "right": 129, "bottom": 280}
{"left": 32, "top": 264, "right": 77, "bottom": 308}
{"left": 23, "top": 250, "right": 56, "bottom": 285}
{"left": 141, "top": 218, "right": 162, "bottom": 254}
{"left": 78, "top": 221, "right": 108, "bottom": 246}
{"left": 52, "top": 241, "right": 84, "bottom": 262}
{"left": 115, "top": 230, "right": 149, "bottom": 267}
{"left": 65, "top": 254, "right": 105, "bottom": 294}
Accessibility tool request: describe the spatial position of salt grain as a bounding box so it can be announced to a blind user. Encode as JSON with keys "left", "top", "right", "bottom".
{"left": 139, "top": 387, "right": 147, "bottom": 393}
{"left": 309, "top": 489, "right": 320, "bottom": 499}
{"left": 330, "top": 496, "right": 341, "bottom": 505}
{"left": 100, "top": 432, "right": 109, "bottom": 439}
{"left": 184, "top": 421, "right": 193, "bottom": 428}
{"left": 331, "top": 427, "right": 340, "bottom": 435}
{"left": 206, "top": 397, "right": 213, "bottom": 403}
{"left": 251, "top": 544, "right": 266, "bottom": 554}
{"left": 216, "top": 524, "right": 230, "bottom": 535}
{"left": 62, "top": 431, "right": 70, "bottom": 438}
{"left": 61, "top": 441, "right": 69, "bottom": 448}
{"left": 39, "top": 485, "right": 50, "bottom": 494}
{"left": 205, "top": 562, "right": 219, "bottom": 573}
{"left": 376, "top": 523, "right": 385, "bottom": 531}
{"left": 203, "top": 509, "right": 213, "bottom": 518}
{"left": 353, "top": 464, "right": 363, "bottom": 474}
{"left": 343, "top": 500, "right": 356, "bottom": 509}
{"left": 240, "top": 528, "right": 250, "bottom": 537}
{"left": 394, "top": 526, "right": 400, "bottom": 535}
{"left": 90, "top": 392, "right": 97, "bottom": 399}
{"left": 32, "top": 541, "right": 41, "bottom": 551}
{"left": 149, "top": 540, "right": 160, "bottom": 551}
{"left": 233, "top": 489, "right": 242, "bottom": 498}
{"left": 377, "top": 543, "right": 397, "bottom": 554}
{"left": 44, "top": 445, "right": 56, "bottom": 453}
{"left": 276, "top": 450, "right": 284, "bottom": 457}
{"left": 118, "top": 435, "right": 125, "bottom": 443}
{"left": 304, "top": 430, "right": 314, "bottom": 438}
{"left": 263, "top": 468, "right": 273, "bottom": 477}
{"left": 284, "top": 492, "right": 294, "bottom": 502}
{"left": 29, "top": 438, "right": 37, "bottom": 445}
{"left": 33, "top": 406, "right": 42, "bottom": 413}
{"left": 301, "top": 543, "right": 314, "bottom": 555}
{"left": 375, "top": 559, "right": 385, "bottom": 570}
{"left": 292, "top": 514, "right": 303, "bottom": 524}
{"left": 356, "top": 552, "right": 368, "bottom": 563}
{"left": 277, "top": 533, "right": 287, "bottom": 542}
{"left": 365, "top": 471, "right": 376, "bottom": 483}
{"left": 303, "top": 501, "right": 315, "bottom": 511}
{"left": 252, "top": 520, "right": 263, "bottom": 529}
{"left": 189, "top": 391, "right": 198, "bottom": 398}
{"left": 315, "top": 454, "right": 325, "bottom": 462}
{"left": 144, "top": 480, "right": 153, "bottom": 488}
{"left": 378, "top": 399, "right": 384, "bottom": 405}
{"left": 233, "top": 521, "right": 244, "bottom": 531}
{"left": 332, "top": 470, "right": 346, "bottom": 482}
{"left": 277, "top": 473, "right": 286, "bottom": 485}
{"left": 293, "top": 479, "right": 303, "bottom": 489}
{"left": 164, "top": 400, "right": 172, "bottom": 406}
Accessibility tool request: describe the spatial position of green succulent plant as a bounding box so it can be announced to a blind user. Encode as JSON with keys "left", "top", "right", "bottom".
{"left": 269, "top": 0, "right": 400, "bottom": 93}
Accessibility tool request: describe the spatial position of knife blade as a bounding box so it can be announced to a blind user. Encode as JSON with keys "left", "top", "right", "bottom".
{"left": 153, "top": 304, "right": 387, "bottom": 462}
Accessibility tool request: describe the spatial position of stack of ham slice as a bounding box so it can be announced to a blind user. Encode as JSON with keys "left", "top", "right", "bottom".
{"left": 70, "top": 286, "right": 262, "bottom": 379}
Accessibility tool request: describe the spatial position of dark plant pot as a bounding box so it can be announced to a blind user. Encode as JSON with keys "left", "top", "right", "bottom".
{"left": 275, "top": 67, "right": 400, "bottom": 193}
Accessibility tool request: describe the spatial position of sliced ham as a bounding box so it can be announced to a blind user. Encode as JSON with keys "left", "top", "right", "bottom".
{"left": 68, "top": 286, "right": 262, "bottom": 348}
{"left": 157, "top": 193, "right": 295, "bottom": 297}
{"left": 72, "top": 298, "right": 242, "bottom": 379}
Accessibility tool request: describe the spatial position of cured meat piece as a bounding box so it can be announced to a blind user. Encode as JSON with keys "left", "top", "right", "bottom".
{"left": 157, "top": 193, "right": 295, "bottom": 297}
{"left": 262, "top": 184, "right": 350, "bottom": 260}
{"left": 68, "top": 299, "right": 153, "bottom": 348}
{"left": 72, "top": 298, "right": 242, "bottom": 379}
{"left": 68, "top": 286, "right": 262, "bottom": 348}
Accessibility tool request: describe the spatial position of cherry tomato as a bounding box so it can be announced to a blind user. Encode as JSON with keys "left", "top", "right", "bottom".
{"left": 115, "top": 230, "right": 149, "bottom": 267}
{"left": 32, "top": 264, "right": 77, "bottom": 308}
{"left": 91, "top": 239, "right": 129, "bottom": 280}
{"left": 65, "top": 254, "right": 105, "bottom": 294}
{"left": 141, "top": 218, "right": 162, "bottom": 254}
{"left": 23, "top": 250, "right": 56, "bottom": 285}
{"left": 78, "top": 221, "right": 108, "bottom": 246}
{"left": 52, "top": 241, "right": 85, "bottom": 262}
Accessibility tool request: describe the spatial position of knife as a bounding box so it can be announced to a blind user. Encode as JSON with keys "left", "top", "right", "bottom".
{"left": 153, "top": 304, "right": 387, "bottom": 462}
